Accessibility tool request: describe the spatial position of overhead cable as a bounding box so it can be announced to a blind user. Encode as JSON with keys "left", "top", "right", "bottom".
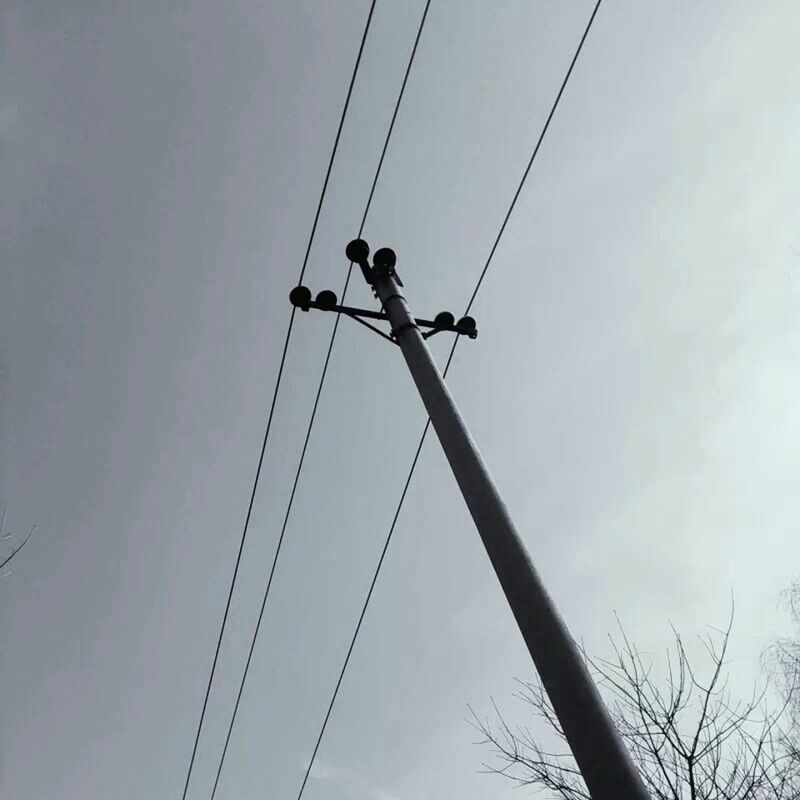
{"left": 179, "top": 2, "right": 379, "bottom": 797}
{"left": 292, "top": 2, "right": 604, "bottom": 796}
{"left": 207, "top": 2, "right": 434, "bottom": 797}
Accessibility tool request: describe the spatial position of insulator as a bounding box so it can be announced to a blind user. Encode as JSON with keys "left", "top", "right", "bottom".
{"left": 315, "top": 289, "right": 338, "bottom": 310}
{"left": 434, "top": 311, "right": 455, "bottom": 328}
{"left": 289, "top": 285, "right": 312, "bottom": 310}
{"left": 373, "top": 247, "right": 397, "bottom": 270}
{"left": 346, "top": 239, "right": 370, "bottom": 264}
{"left": 457, "top": 315, "right": 477, "bottom": 333}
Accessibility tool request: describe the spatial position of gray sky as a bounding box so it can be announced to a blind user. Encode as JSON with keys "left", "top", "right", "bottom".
{"left": 2, "top": 1, "right": 799, "bottom": 798}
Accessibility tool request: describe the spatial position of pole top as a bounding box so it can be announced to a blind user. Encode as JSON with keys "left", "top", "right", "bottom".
{"left": 346, "top": 239, "right": 402, "bottom": 287}
{"left": 373, "top": 247, "right": 396, "bottom": 270}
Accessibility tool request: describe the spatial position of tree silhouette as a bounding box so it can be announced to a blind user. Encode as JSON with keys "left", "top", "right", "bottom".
{"left": 766, "top": 580, "right": 800, "bottom": 769}
{"left": 473, "top": 611, "right": 799, "bottom": 799}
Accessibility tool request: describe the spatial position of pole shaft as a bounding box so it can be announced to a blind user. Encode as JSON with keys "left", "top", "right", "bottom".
{"left": 374, "top": 274, "right": 650, "bottom": 800}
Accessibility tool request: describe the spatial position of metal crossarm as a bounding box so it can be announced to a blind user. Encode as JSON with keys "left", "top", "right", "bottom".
{"left": 289, "top": 284, "right": 478, "bottom": 343}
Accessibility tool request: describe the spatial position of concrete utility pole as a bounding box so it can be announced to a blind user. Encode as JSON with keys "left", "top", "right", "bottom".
{"left": 290, "top": 240, "right": 651, "bottom": 800}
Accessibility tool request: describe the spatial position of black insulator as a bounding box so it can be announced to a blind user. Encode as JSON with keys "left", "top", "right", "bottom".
{"left": 434, "top": 311, "right": 455, "bottom": 329}
{"left": 289, "top": 285, "right": 312, "bottom": 310}
{"left": 373, "top": 247, "right": 397, "bottom": 270}
{"left": 346, "top": 238, "right": 370, "bottom": 264}
{"left": 315, "top": 289, "right": 338, "bottom": 310}
{"left": 457, "top": 315, "right": 477, "bottom": 332}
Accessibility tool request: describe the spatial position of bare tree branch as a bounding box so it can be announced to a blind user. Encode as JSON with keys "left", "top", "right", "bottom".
{"left": 764, "top": 579, "right": 800, "bottom": 776}
{"left": 475, "top": 613, "right": 800, "bottom": 800}
{"left": 0, "top": 513, "right": 38, "bottom": 572}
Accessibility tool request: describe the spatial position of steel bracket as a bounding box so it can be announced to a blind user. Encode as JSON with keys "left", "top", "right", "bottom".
{"left": 289, "top": 287, "right": 477, "bottom": 345}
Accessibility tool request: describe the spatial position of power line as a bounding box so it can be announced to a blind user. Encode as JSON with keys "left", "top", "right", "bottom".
{"left": 464, "top": 0, "right": 604, "bottom": 316}
{"left": 206, "top": 2, "right": 433, "bottom": 797}
{"left": 178, "top": 2, "right": 378, "bottom": 797}
{"left": 292, "top": 1, "right": 604, "bottom": 795}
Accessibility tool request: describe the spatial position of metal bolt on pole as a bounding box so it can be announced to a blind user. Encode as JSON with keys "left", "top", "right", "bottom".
{"left": 349, "top": 240, "right": 649, "bottom": 800}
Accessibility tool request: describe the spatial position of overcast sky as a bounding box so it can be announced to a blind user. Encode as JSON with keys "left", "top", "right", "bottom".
{"left": 2, "top": 1, "right": 800, "bottom": 798}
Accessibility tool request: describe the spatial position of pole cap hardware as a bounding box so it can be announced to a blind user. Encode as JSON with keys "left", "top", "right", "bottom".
{"left": 372, "top": 246, "right": 402, "bottom": 286}
{"left": 315, "top": 290, "right": 338, "bottom": 310}
{"left": 289, "top": 285, "right": 312, "bottom": 311}
{"left": 373, "top": 247, "right": 397, "bottom": 270}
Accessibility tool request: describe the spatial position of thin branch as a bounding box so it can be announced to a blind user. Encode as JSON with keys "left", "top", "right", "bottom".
{"left": 0, "top": 524, "right": 37, "bottom": 571}
{"left": 476, "top": 609, "right": 800, "bottom": 800}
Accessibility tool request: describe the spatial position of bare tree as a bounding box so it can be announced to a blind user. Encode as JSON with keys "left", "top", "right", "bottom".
{"left": 0, "top": 509, "right": 37, "bottom": 574}
{"left": 766, "top": 580, "right": 800, "bottom": 766}
{"left": 473, "top": 612, "right": 800, "bottom": 800}
{"left": 770, "top": 581, "right": 800, "bottom": 706}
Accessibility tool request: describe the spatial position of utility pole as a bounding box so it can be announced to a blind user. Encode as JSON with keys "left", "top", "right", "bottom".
{"left": 290, "top": 240, "right": 651, "bottom": 800}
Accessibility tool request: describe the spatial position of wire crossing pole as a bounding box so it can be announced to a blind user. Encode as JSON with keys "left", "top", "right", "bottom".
{"left": 291, "top": 240, "right": 651, "bottom": 800}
